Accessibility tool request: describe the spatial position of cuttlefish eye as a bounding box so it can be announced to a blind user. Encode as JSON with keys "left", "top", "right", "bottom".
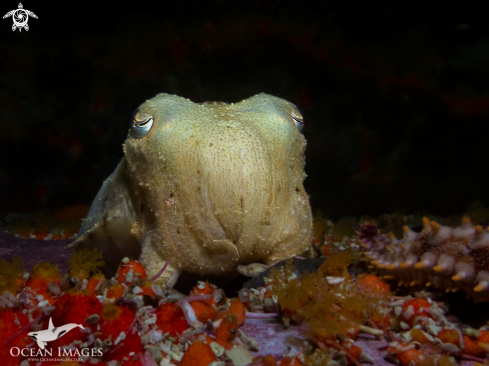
{"left": 292, "top": 108, "right": 304, "bottom": 133}
{"left": 130, "top": 109, "right": 154, "bottom": 139}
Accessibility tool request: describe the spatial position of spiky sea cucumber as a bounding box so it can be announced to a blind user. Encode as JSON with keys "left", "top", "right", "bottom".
{"left": 359, "top": 217, "right": 489, "bottom": 302}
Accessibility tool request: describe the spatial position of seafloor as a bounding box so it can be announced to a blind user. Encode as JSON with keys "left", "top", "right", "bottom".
{"left": 1, "top": 225, "right": 485, "bottom": 366}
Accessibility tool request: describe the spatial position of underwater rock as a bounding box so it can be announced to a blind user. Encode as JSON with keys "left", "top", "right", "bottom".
{"left": 0, "top": 230, "right": 72, "bottom": 273}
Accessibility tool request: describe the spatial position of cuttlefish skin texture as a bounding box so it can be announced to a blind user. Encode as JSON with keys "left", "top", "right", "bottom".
{"left": 71, "top": 93, "right": 313, "bottom": 286}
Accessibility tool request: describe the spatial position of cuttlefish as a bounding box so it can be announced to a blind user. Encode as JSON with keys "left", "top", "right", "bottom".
{"left": 71, "top": 93, "right": 313, "bottom": 286}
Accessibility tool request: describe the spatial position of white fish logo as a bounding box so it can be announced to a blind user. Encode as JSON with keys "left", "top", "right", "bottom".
{"left": 3, "top": 3, "right": 38, "bottom": 32}
{"left": 28, "top": 318, "right": 85, "bottom": 349}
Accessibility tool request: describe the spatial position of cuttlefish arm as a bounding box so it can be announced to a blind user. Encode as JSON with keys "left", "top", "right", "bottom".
{"left": 67, "top": 158, "right": 180, "bottom": 285}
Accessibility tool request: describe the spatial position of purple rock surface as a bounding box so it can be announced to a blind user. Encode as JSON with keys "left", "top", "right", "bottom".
{"left": 241, "top": 318, "right": 395, "bottom": 365}
{"left": 241, "top": 318, "right": 475, "bottom": 365}
{"left": 0, "top": 230, "right": 73, "bottom": 273}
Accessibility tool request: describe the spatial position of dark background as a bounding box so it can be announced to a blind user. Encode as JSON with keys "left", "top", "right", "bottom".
{"left": 1, "top": 0, "right": 488, "bottom": 220}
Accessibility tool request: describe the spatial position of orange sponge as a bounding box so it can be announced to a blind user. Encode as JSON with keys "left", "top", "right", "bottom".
{"left": 179, "top": 341, "right": 217, "bottom": 366}
{"left": 47, "top": 291, "right": 102, "bottom": 348}
{"left": 100, "top": 304, "right": 135, "bottom": 340}
{"left": 155, "top": 303, "right": 189, "bottom": 337}
{"left": 116, "top": 260, "right": 147, "bottom": 285}
{"left": 215, "top": 313, "right": 238, "bottom": 349}
{"left": 23, "top": 261, "right": 62, "bottom": 306}
{"left": 0, "top": 309, "right": 31, "bottom": 366}
{"left": 216, "top": 299, "right": 246, "bottom": 326}
{"left": 400, "top": 298, "right": 432, "bottom": 328}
